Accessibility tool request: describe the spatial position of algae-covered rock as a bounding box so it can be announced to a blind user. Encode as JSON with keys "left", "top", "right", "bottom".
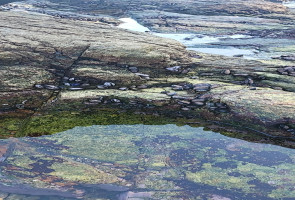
{"left": 0, "top": 0, "right": 294, "bottom": 139}
{"left": 1, "top": 124, "right": 295, "bottom": 199}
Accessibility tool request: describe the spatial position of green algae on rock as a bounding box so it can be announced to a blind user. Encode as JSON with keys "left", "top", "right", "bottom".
{"left": 1, "top": 124, "right": 295, "bottom": 199}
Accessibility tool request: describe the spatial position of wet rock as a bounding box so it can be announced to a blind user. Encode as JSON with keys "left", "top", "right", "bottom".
{"left": 192, "top": 55, "right": 203, "bottom": 59}
{"left": 44, "top": 85, "right": 59, "bottom": 90}
{"left": 199, "top": 72, "right": 214, "bottom": 76}
{"left": 181, "top": 107, "right": 190, "bottom": 111}
{"left": 70, "top": 83, "right": 81, "bottom": 87}
{"left": 207, "top": 102, "right": 230, "bottom": 113}
{"left": 244, "top": 78, "right": 254, "bottom": 86}
{"left": 137, "top": 85, "right": 148, "bottom": 89}
{"left": 104, "top": 82, "right": 116, "bottom": 88}
{"left": 171, "top": 85, "right": 184, "bottom": 91}
{"left": 277, "top": 68, "right": 285, "bottom": 73}
{"left": 193, "top": 83, "right": 211, "bottom": 92}
{"left": 69, "top": 88, "right": 83, "bottom": 91}
{"left": 191, "top": 101, "right": 205, "bottom": 106}
{"left": 182, "top": 83, "right": 194, "bottom": 90}
{"left": 280, "top": 55, "right": 295, "bottom": 61}
{"left": 272, "top": 87, "right": 283, "bottom": 90}
{"left": 233, "top": 73, "right": 249, "bottom": 77}
{"left": 279, "top": 125, "right": 290, "bottom": 130}
{"left": 166, "top": 66, "right": 182, "bottom": 72}
{"left": 119, "top": 87, "right": 128, "bottom": 91}
{"left": 285, "top": 67, "right": 294, "bottom": 73}
{"left": 172, "top": 95, "right": 186, "bottom": 100}
{"left": 181, "top": 68, "right": 190, "bottom": 74}
{"left": 277, "top": 66, "right": 295, "bottom": 76}
{"left": 167, "top": 92, "right": 177, "bottom": 96}
{"left": 34, "top": 84, "right": 44, "bottom": 89}
{"left": 215, "top": 103, "right": 228, "bottom": 109}
{"left": 178, "top": 100, "right": 191, "bottom": 105}
{"left": 135, "top": 73, "right": 150, "bottom": 79}
{"left": 81, "top": 83, "right": 90, "bottom": 87}
{"left": 88, "top": 98, "right": 103, "bottom": 104}
{"left": 16, "top": 104, "right": 24, "bottom": 109}
{"left": 128, "top": 66, "right": 138, "bottom": 73}
{"left": 97, "top": 85, "right": 105, "bottom": 89}
{"left": 197, "top": 93, "right": 211, "bottom": 100}
{"left": 191, "top": 98, "right": 207, "bottom": 106}
{"left": 111, "top": 99, "right": 121, "bottom": 103}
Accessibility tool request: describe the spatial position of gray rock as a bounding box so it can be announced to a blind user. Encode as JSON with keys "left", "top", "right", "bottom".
{"left": 166, "top": 66, "right": 181, "bottom": 72}
{"left": 191, "top": 98, "right": 206, "bottom": 103}
{"left": 104, "top": 82, "right": 116, "bottom": 87}
{"left": 69, "top": 88, "right": 83, "bottom": 91}
{"left": 89, "top": 99, "right": 103, "bottom": 104}
{"left": 245, "top": 78, "right": 254, "bottom": 85}
{"left": 284, "top": 67, "right": 294, "bottom": 73}
{"left": 178, "top": 100, "right": 191, "bottom": 105}
{"left": 44, "top": 85, "right": 59, "bottom": 90}
{"left": 137, "top": 85, "right": 148, "bottom": 89}
{"left": 34, "top": 84, "right": 44, "bottom": 89}
{"left": 16, "top": 104, "right": 24, "bottom": 109}
{"left": 224, "top": 69, "right": 231, "bottom": 75}
{"left": 167, "top": 92, "right": 177, "bottom": 96}
{"left": 192, "top": 101, "right": 205, "bottom": 106}
{"left": 172, "top": 96, "right": 187, "bottom": 100}
{"left": 200, "top": 73, "right": 214, "bottom": 76}
{"left": 193, "top": 83, "right": 211, "bottom": 92}
{"left": 111, "top": 99, "right": 121, "bottom": 103}
{"left": 128, "top": 66, "right": 138, "bottom": 73}
{"left": 171, "top": 85, "right": 184, "bottom": 91}
{"left": 277, "top": 68, "right": 285, "bottom": 73}
{"left": 135, "top": 73, "right": 149, "bottom": 78}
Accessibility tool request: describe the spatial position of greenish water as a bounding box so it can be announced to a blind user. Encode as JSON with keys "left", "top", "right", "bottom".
{"left": 0, "top": 124, "right": 295, "bottom": 199}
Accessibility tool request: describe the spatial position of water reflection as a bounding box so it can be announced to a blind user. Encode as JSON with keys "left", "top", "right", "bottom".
{"left": 0, "top": 125, "right": 294, "bottom": 199}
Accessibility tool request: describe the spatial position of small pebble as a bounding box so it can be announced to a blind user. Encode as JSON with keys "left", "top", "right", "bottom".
{"left": 224, "top": 69, "right": 231, "bottom": 75}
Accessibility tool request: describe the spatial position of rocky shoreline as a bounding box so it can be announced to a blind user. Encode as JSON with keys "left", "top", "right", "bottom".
{"left": 1, "top": 1, "right": 295, "bottom": 199}
{"left": 0, "top": 0, "right": 294, "bottom": 145}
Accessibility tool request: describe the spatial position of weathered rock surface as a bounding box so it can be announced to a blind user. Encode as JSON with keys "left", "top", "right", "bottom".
{"left": 0, "top": 0, "right": 295, "bottom": 139}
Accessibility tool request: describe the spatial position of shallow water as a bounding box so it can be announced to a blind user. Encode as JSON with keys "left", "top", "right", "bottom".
{"left": 283, "top": 1, "right": 295, "bottom": 9}
{"left": 118, "top": 18, "right": 262, "bottom": 59}
{"left": 188, "top": 47, "right": 254, "bottom": 57}
{"left": 0, "top": 124, "right": 295, "bottom": 199}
